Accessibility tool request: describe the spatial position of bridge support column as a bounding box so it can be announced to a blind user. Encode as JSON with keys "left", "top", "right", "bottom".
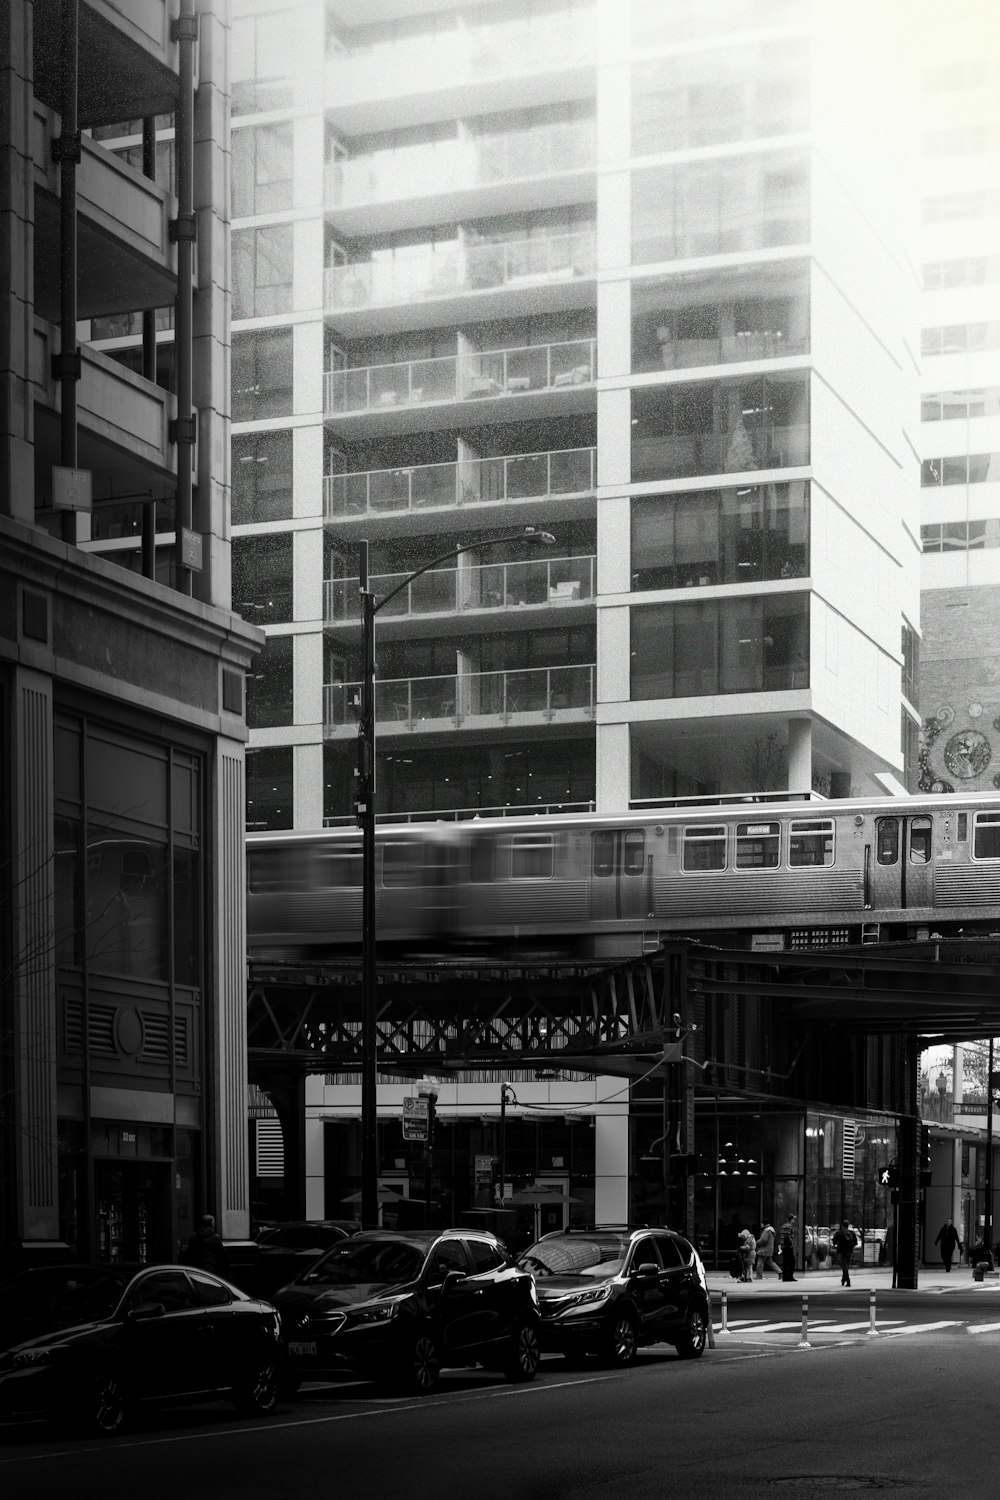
{"left": 787, "top": 718, "right": 812, "bottom": 793}
{"left": 895, "top": 1037, "right": 921, "bottom": 1290}
{"left": 258, "top": 1074, "right": 307, "bottom": 1223}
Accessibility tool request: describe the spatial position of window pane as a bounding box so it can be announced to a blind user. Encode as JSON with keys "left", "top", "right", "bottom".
{"left": 683, "top": 826, "right": 727, "bottom": 871}
{"left": 246, "top": 747, "right": 293, "bottom": 831}
{"left": 735, "top": 821, "right": 779, "bottom": 869}
{"left": 909, "top": 817, "right": 932, "bottom": 864}
{"left": 173, "top": 847, "right": 200, "bottom": 987}
{"left": 623, "top": 830, "right": 645, "bottom": 875}
{"left": 789, "top": 819, "right": 834, "bottom": 866}
{"left": 632, "top": 150, "right": 809, "bottom": 265}
{"left": 86, "top": 828, "right": 168, "bottom": 980}
{"left": 876, "top": 818, "right": 899, "bottom": 865}
{"left": 974, "top": 814, "right": 1000, "bottom": 860}
{"left": 469, "top": 836, "right": 495, "bottom": 883}
{"left": 232, "top": 429, "right": 293, "bottom": 525}
{"left": 510, "top": 835, "right": 553, "bottom": 879}
{"left": 382, "top": 841, "right": 422, "bottom": 886}
{"left": 247, "top": 635, "right": 293, "bottom": 729}
{"left": 631, "top": 605, "right": 674, "bottom": 699}
{"left": 232, "top": 329, "right": 294, "bottom": 422}
{"left": 232, "top": 533, "right": 294, "bottom": 624}
{"left": 593, "top": 830, "right": 615, "bottom": 877}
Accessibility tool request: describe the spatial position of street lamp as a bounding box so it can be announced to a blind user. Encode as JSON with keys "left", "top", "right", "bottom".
{"left": 497, "top": 1083, "right": 518, "bottom": 1207}
{"left": 356, "top": 526, "right": 556, "bottom": 1229}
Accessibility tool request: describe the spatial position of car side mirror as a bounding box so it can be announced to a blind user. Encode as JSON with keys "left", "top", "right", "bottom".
{"left": 441, "top": 1270, "right": 467, "bottom": 1295}
{"left": 635, "top": 1262, "right": 659, "bottom": 1279}
{"left": 127, "top": 1299, "right": 166, "bottom": 1321}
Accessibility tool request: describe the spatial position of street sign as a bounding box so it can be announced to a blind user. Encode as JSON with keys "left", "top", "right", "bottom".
{"left": 402, "top": 1095, "right": 429, "bottom": 1141}
{"left": 475, "top": 1154, "right": 494, "bottom": 1185}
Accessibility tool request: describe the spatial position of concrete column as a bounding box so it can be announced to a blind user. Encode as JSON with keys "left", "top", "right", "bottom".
{"left": 788, "top": 718, "right": 813, "bottom": 793}
{"left": 207, "top": 736, "right": 251, "bottom": 1239}
{"left": 596, "top": 721, "right": 630, "bottom": 812}
{"left": 595, "top": 1111, "right": 629, "bottom": 1225}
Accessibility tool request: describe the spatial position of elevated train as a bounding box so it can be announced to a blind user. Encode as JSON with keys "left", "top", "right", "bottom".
{"left": 246, "top": 794, "right": 1000, "bottom": 960}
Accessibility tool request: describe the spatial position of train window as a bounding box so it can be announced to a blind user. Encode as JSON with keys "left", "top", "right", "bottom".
{"left": 789, "top": 819, "right": 834, "bottom": 866}
{"left": 973, "top": 812, "right": 1000, "bottom": 860}
{"left": 510, "top": 833, "right": 554, "bottom": 879}
{"left": 593, "top": 832, "right": 615, "bottom": 878}
{"left": 735, "top": 822, "right": 779, "bottom": 869}
{"left": 958, "top": 813, "right": 968, "bottom": 842}
{"left": 247, "top": 847, "right": 306, "bottom": 893}
{"left": 909, "top": 817, "right": 932, "bottom": 865}
{"left": 876, "top": 818, "right": 899, "bottom": 865}
{"left": 382, "top": 841, "right": 422, "bottom": 887}
{"left": 469, "top": 835, "right": 495, "bottom": 883}
{"left": 316, "top": 845, "right": 361, "bottom": 887}
{"left": 623, "top": 830, "right": 645, "bottom": 875}
{"left": 682, "top": 826, "right": 727, "bottom": 872}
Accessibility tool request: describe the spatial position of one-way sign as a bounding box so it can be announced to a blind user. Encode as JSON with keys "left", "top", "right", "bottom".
{"left": 402, "top": 1096, "right": 429, "bottom": 1141}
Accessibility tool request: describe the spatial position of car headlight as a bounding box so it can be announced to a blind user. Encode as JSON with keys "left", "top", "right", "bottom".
{"left": 553, "top": 1284, "right": 614, "bottom": 1309}
{"left": 346, "top": 1295, "right": 408, "bottom": 1327}
{"left": 11, "top": 1348, "right": 51, "bottom": 1369}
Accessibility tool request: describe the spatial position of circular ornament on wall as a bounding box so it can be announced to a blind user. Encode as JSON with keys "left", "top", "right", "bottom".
{"left": 935, "top": 706, "right": 955, "bottom": 728}
{"left": 970, "top": 703, "right": 983, "bottom": 719}
{"left": 943, "top": 729, "right": 992, "bottom": 780}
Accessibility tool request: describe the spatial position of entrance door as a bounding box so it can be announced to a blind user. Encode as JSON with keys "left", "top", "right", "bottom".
{"left": 589, "top": 829, "right": 649, "bottom": 922}
{"left": 96, "top": 1162, "right": 172, "bottom": 1265}
{"left": 870, "top": 815, "right": 934, "bottom": 911}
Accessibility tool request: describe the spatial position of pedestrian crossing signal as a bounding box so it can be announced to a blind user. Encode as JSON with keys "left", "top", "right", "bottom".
{"left": 880, "top": 1163, "right": 899, "bottom": 1188}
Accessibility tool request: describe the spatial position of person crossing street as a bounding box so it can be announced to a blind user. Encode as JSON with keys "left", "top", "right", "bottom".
{"left": 831, "top": 1219, "right": 859, "bottom": 1287}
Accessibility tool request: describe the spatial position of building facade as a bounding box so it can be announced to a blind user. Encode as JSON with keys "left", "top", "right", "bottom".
{"left": 916, "top": 1, "right": 1000, "bottom": 795}
{"left": 0, "top": 0, "right": 259, "bottom": 1272}
{"left": 231, "top": 0, "right": 925, "bottom": 1261}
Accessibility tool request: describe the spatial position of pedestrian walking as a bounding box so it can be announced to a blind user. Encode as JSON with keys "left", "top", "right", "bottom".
{"left": 780, "top": 1213, "right": 797, "bottom": 1281}
{"left": 737, "top": 1226, "right": 756, "bottom": 1282}
{"left": 831, "top": 1218, "right": 858, "bottom": 1286}
{"left": 754, "top": 1221, "right": 781, "bottom": 1278}
{"left": 185, "top": 1213, "right": 230, "bottom": 1275}
{"left": 934, "top": 1218, "right": 962, "bottom": 1273}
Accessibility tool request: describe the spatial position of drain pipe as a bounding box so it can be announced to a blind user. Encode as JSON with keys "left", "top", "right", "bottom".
{"left": 54, "top": 0, "right": 81, "bottom": 543}
{"left": 171, "top": 5, "right": 198, "bottom": 596}
{"left": 141, "top": 118, "right": 158, "bottom": 384}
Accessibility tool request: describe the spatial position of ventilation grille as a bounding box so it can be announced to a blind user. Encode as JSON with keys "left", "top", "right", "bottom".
{"left": 842, "top": 1118, "right": 856, "bottom": 1180}
{"left": 256, "top": 1119, "right": 284, "bottom": 1177}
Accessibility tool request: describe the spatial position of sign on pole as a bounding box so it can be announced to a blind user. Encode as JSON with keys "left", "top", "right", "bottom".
{"left": 402, "top": 1095, "right": 429, "bottom": 1142}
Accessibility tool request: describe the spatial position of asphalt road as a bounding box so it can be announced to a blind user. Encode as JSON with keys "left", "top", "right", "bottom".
{"left": 2, "top": 1322, "right": 995, "bottom": 1500}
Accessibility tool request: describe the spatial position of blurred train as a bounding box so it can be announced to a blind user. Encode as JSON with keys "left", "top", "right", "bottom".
{"left": 246, "top": 794, "right": 1000, "bottom": 960}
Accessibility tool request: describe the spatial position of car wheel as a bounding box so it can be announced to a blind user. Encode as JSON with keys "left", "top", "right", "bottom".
{"left": 405, "top": 1332, "right": 441, "bottom": 1396}
{"left": 675, "top": 1302, "right": 708, "bottom": 1360}
{"left": 62, "top": 1364, "right": 127, "bottom": 1437}
{"left": 503, "top": 1321, "right": 541, "bottom": 1383}
{"left": 233, "top": 1359, "right": 279, "bottom": 1416}
{"left": 600, "top": 1310, "right": 638, "bottom": 1368}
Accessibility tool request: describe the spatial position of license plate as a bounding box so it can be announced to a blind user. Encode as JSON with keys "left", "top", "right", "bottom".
{"left": 289, "top": 1341, "right": 317, "bottom": 1358}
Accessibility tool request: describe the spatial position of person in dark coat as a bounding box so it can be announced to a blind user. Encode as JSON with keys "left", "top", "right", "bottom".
{"left": 185, "top": 1213, "right": 230, "bottom": 1275}
{"left": 831, "top": 1219, "right": 858, "bottom": 1287}
{"left": 934, "top": 1218, "right": 962, "bottom": 1272}
{"left": 780, "top": 1214, "right": 797, "bottom": 1281}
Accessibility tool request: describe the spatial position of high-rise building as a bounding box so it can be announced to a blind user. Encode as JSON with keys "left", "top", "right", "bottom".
{"left": 916, "top": 2, "right": 1000, "bottom": 795}
{"left": 0, "top": 1, "right": 259, "bottom": 1271}
{"left": 233, "top": 0, "right": 921, "bottom": 1241}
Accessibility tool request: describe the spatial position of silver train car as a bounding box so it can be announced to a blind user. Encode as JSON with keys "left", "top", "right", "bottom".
{"left": 246, "top": 794, "right": 1000, "bottom": 960}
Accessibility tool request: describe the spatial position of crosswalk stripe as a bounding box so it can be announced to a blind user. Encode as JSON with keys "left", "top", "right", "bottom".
{"left": 967, "top": 1321, "right": 1000, "bottom": 1334}
{"left": 882, "top": 1320, "right": 963, "bottom": 1336}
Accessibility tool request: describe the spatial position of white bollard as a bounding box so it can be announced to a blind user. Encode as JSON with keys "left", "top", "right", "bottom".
{"left": 796, "top": 1293, "right": 812, "bottom": 1349}
{"left": 715, "top": 1287, "right": 733, "bottom": 1336}
{"left": 866, "top": 1287, "right": 880, "bottom": 1337}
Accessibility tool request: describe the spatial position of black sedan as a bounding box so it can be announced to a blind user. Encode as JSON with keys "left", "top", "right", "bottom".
{"left": 0, "top": 1264, "right": 140, "bottom": 1353}
{"left": 0, "top": 1264, "right": 282, "bottom": 1435}
{"left": 519, "top": 1227, "right": 710, "bottom": 1366}
{"left": 255, "top": 1220, "right": 357, "bottom": 1296}
{"left": 273, "top": 1228, "right": 541, "bottom": 1395}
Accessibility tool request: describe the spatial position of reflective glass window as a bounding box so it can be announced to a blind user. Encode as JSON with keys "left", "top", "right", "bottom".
{"left": 974, "top": 813, "right": 1000, "bottom": 859}
{"left": 735, "top": 822, "right": 780, "bottom": 869}
{"left": 909, "top": 817, "right": 932, "bottom": 865}
{"left": 682, "top": 826, "right": 727, "bottom": 872}
{"left": 876, "top": 818, "right": 899, "bottom": 865}
{"left": 789, "top": 819, "right": 834, "bottom": 867}
{"left": 510, "top": 834, "right": 554, "bottom": 879}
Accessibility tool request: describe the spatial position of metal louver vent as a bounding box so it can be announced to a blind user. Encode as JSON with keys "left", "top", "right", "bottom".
{"left": 64, "top": 997, "right": 84, "bottom": 1052}
{"left": 842, "top": 1118, "right": 856, "bottom": 1180}
{"left": 140, "top": 1012, "right": 170, "bottom": 1063}
{"left": 90, "top": 1004, "right": 117, "bottom": 1055}
{"left": 174, "top": 1015, "right": 189, "bottom": 1066}
{"left": 256, "top": 1119, "right": 284, "bottom": 1177}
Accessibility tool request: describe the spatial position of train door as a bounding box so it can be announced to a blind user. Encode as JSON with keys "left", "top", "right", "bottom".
{"left": 588, "top": 829, "right": 648, "bottom": 922}
{"left": 869, "top": 815, "right": 934, "bottom": 910}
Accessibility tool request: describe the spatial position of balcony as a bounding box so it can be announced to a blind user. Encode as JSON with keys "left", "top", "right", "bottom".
{"left": 324, "top": 664, "right": 596, "bottom": 734}
{"left": 632, "top": 427, "right": 810, "bottom": 484}
{"left": 325, "top": 230, "right": 596, "bottom": 335}
{"left": 325, "top": 9, "right": 596, "bottom": 133}
{"left": 324, "top": 338, "right": 595, "bottom": 435}
{"left": 325, "top": 446, "right": 597, "bottom": 524}
{"left": 325, "top": 121, "right": 596, "bottom": 236}
{"left": 325, "top": 555, "right": 595, "bottom": 625}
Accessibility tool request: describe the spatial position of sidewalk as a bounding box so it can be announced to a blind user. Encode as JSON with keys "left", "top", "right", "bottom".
{"left": 705, "top": 1263, "right": 1000, "bottom": 1297}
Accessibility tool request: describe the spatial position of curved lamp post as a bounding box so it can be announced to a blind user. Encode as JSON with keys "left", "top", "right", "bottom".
{"left": 357, "top": 526, "right": 556, "bottom": 1228}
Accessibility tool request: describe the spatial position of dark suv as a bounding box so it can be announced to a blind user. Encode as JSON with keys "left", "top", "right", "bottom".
{"left": 273, "top": 1229, "right": 541, "bottom": 1395}
{"left": 518, "top": 1227, "right": 709, "bottom": 1366}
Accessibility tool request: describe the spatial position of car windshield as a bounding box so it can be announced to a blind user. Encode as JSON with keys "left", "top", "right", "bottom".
{"left": 519, "top": 1235, "right": 628, "bottom": 1277}
{"left": 300, "top": 1238, "right": 424, "bottom": 1286}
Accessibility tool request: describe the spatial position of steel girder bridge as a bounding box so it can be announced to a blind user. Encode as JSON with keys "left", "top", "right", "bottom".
{"left": 247, "top": 934, "right": 1000, "bottom": 1287}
